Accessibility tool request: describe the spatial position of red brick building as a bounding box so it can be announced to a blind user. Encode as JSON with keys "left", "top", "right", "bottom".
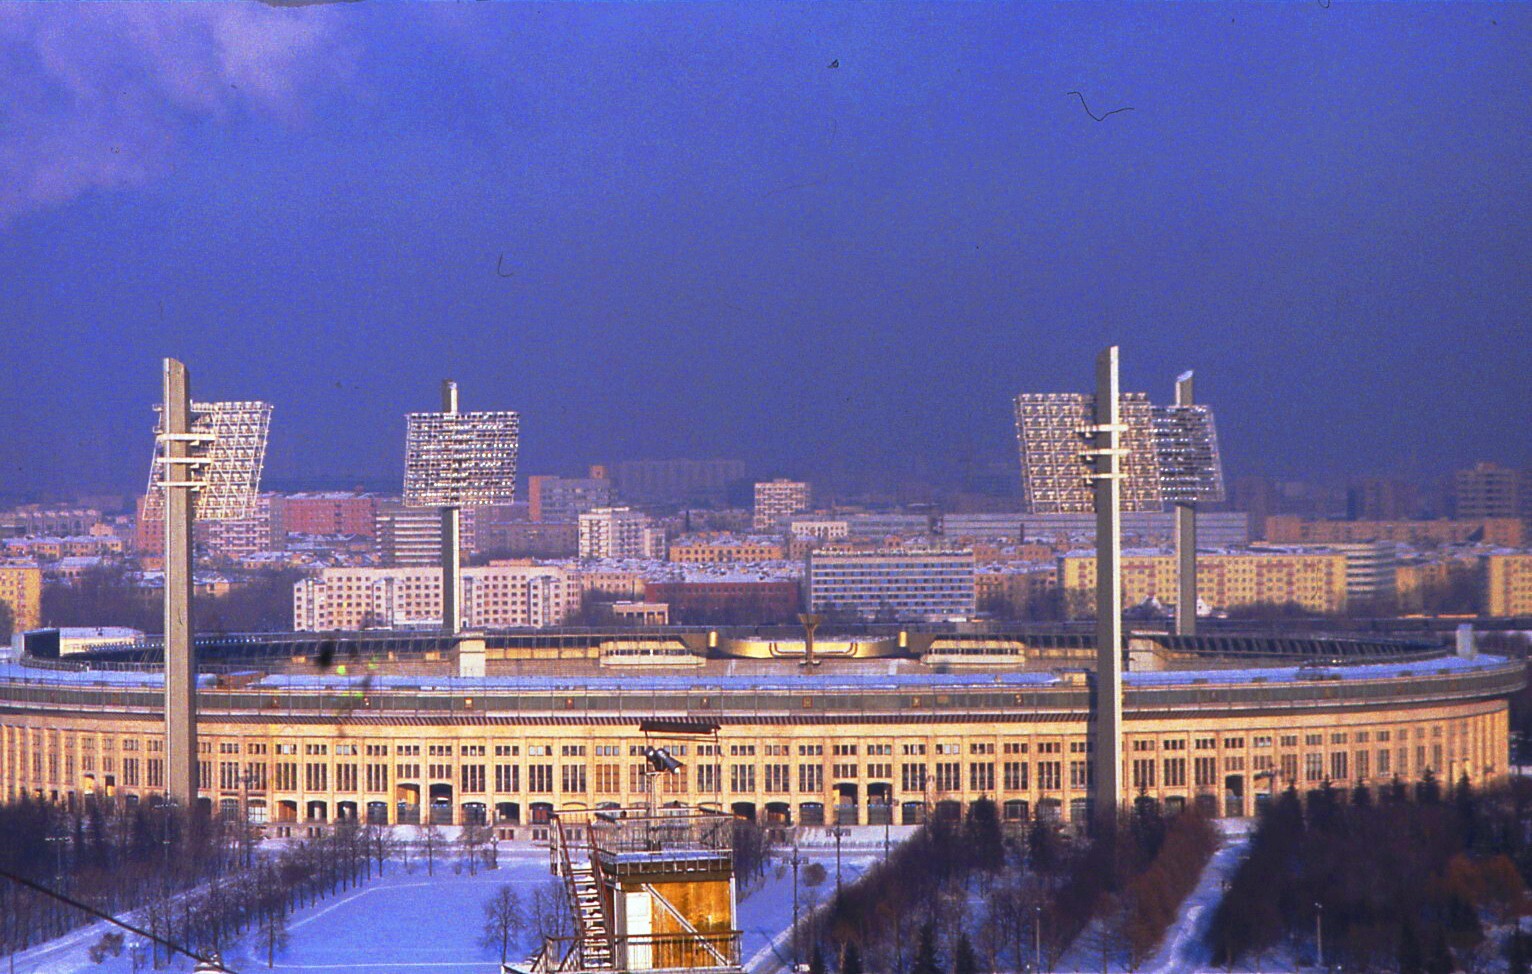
{"left": 279, "top": 492, "right": 379, "bottom": 538}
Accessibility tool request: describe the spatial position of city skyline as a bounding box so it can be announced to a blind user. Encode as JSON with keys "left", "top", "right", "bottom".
{"left": 2, "top": 3, "right": 1529, "bottom": 496}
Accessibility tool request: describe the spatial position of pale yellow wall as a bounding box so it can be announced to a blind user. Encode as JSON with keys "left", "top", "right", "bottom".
{"left": 1, "top": 697, "right": 1509, "bottom": 824}
{"left": 1059, "top": 554, "right": 1348, "bottom": 617}
{"left": 0, "top": 565, "right": 43, "bottom": 631}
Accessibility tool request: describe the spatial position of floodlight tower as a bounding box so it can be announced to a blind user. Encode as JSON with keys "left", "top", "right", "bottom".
{"left": 1089, "top": 347, "right": 1125, "bottom": 820}
{"left": 440, "top": 380, "right": 462, "bottom": 634}
{"left": 1174, "top": 372, "right": 1198, "bottom": 636}
{"left": 160, "top": 360, "right": 198, "bottom": 810}
{"left": 403, "top": 382, "right": 519, "bottom": 635}
{"left": 148, "top": 360, "right": 272, "bottom": 810}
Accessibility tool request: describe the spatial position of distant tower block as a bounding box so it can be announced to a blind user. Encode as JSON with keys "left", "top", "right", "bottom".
{"left": 753, "top": 479, "right": 811, "bottom": 531}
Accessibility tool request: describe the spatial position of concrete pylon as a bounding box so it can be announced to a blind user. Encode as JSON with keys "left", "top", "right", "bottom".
{"left": 441, "top": 379, "right": 462, "bottom": 635}
{"left": 1092, "top": 347, "right": 1124, "bottom": 820}
{"left": 1174, "top": 371, "right": 1198, "bottom": 636}
{"left": 161, "top": 358, "right": 197, "bottom": 810}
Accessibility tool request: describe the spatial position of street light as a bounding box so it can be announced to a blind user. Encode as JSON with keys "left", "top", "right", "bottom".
{"left": 829, "top": 825, "right": 848, "bottom": 894}
{"left": 790, "top": 842, "right": 802, "bottom": 970}
{"left": 1034, "top": 903, "right": 1043, "bottom": 974}
{"left": 45, "top": 833, "right": 67, "bottom": 886}
{"left": 1315, "top": 900, "right": 1324, "bottom": 970}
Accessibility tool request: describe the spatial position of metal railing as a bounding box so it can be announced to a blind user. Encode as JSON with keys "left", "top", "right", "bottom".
{"left": 533, "top": 932, "right": 741, "bottom": 974}
{"left": 587, "top": 809, "right": 732, "bottom": 860}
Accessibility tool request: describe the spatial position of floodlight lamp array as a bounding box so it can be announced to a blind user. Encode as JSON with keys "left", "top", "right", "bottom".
{"left": 144, "top": 401, "right": 272, "bottom": 521}
{"left": 403, "top": 411, "right": 520, "bottom": 508}
{"left": 1012, "top": 393, "right": 1161, "bottom": 514}
{"left": 1153, "top": 404, "right": 1225, "bottom": 504}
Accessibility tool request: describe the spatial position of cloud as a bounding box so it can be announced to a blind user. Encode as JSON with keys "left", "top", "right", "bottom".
{"left": 0, "top": 4, "right": 357, "bottom": 227}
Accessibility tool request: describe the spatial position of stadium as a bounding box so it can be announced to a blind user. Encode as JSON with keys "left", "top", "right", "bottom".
{"left": 0, "top": 622, "right": 1520, "bottom": 838}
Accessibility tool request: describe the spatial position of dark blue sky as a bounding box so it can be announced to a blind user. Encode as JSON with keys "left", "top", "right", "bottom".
{"left": 1, "top": 3, "right": 1528, "bottom": 499}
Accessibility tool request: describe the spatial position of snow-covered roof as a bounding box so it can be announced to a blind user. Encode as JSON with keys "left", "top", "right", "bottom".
{"left": 0, "top": 654, "right": 1507, "bottom": 694}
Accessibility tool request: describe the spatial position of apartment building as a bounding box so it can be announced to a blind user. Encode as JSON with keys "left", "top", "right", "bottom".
{"left": 1057, "top": 550, "right": 1349, "bottom": 618}
{"left": 293, "top": 564, "right": 577, "bottom": 630}
{"left": 753, "top": 480, "right": 811, "bottom": 531}
{"left": 807, "top": 550, "right": 976, "bottom": 621}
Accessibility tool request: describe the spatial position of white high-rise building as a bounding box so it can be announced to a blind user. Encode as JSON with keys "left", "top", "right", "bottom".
{"left": 578, "top": 506, "right": 654, "bottom": 559}
{"left": 293, "top": 563, "right": 576, "bottom": 630}
{"left": 753, "top": 479, "right": 811, "bottom": 530}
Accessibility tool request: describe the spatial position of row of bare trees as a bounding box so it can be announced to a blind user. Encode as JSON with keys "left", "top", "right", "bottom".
{"left": 0, "top": 795, "right": 238, "bottom": 960}
{"left": 478, "top": 880, "right": 577, "bottom": 965}
{"left": 0, "top": 795, "right": 396, "bottom": 969}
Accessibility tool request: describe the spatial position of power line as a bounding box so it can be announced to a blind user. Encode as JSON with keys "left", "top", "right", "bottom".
{"left": 0, "top": 866, "right": 237, "bottom": 973}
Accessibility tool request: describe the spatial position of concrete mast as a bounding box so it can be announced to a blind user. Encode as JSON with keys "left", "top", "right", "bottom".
{"left": 1091, "top": 346, "right": 1125, "bottom": 820}
{"left": 441, "top": 379, "right": 462, "bottom": 635}
{"left": 161, "top": 358, "right": 198, "bottom": 810}
{"left": 1174, "top": 371, "right": 1198, "bottom": 636}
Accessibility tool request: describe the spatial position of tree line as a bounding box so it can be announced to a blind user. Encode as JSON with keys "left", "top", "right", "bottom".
{"left": 39, "top": 564, "right": 304, "bottom": 635}
{"left": 1210, "top": 775, "right": 1532, "bottom": 973}
{"left": 795, "top": 797, "right": 1216, "bottom": 974}
{"left": 0, "top": 796, "right": 390, "bottom": 968}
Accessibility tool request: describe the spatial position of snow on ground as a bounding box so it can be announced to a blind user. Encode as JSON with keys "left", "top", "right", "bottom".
{"left": 1052, "top": 818, "right": 1256, "bottom": 974}
{"left": 7, "top": 847, "right": 874, "bottom": 974}
{"left": 738, "top": 852, "right": 879, "bottom": 974}
{"left": 1137, "top": 818, "right": 1254, "bottom": 974}
{"left": 7, "top": 852, "right": 560, "bottom": 974}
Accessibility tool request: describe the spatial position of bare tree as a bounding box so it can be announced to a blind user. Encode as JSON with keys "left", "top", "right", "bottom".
{"left": 257, "top": 903, "right": 290, "bottom": 968}
{"left": 529, "top": 879, "right": 574, "bottom": 944}
{"left": 420, "top": 820, "right": 444, "bottom": 877}
{"left": 364, "top": 824, "right": 397, "bottom": 878}
{"left": 461, "top": 823, "right": 492, "bottom": 876}
{"left": 480, "top": 884, "right": 526, "bottom": 964}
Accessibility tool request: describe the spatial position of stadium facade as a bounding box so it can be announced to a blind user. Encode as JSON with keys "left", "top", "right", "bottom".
{"left": 0, "top": 625, "right": 1519, "bottom": 838}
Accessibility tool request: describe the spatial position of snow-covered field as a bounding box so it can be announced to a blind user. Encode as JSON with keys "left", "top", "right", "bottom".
{"left": 5, "top": 827, "right": 1291, "bottom": 974}
{"left": 5, "top": 847, "right": 876, "bottom": 974}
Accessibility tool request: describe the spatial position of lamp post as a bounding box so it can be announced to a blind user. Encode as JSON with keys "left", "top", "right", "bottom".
{"left": 1315, "top": 900, "right": 1324, "bottom": 970}
{"left": 46, "top": 832, "right": 67, "bottom": 887}
{"left": 1034, "top": 903, "right": 1043, "bottom": 974}
{"left": 829, "top": 825, "right": 848, "bottom": 894}
{"left": 790, "top": 842, "right": 802, "bottom": 970}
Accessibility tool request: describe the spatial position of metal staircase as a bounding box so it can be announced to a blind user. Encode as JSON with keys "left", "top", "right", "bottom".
{"left": 521, "top": 807, "right": 743, "bottom": 974}
{"left": 552, "top": 819, "right": 615, "bottom": 971}
{"left": 567, "top": 861, "right": 614, "bottom": 969}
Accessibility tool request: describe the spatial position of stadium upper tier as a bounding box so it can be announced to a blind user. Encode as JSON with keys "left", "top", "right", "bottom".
{"left": 1, "top": 626, "right": 1517, "bottom": 726}
{"left": 2, "top": 624, "right": 1521, "bottom": 824}
{"left": 58, "top": 623, "right": 1450, "bottom": 669}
